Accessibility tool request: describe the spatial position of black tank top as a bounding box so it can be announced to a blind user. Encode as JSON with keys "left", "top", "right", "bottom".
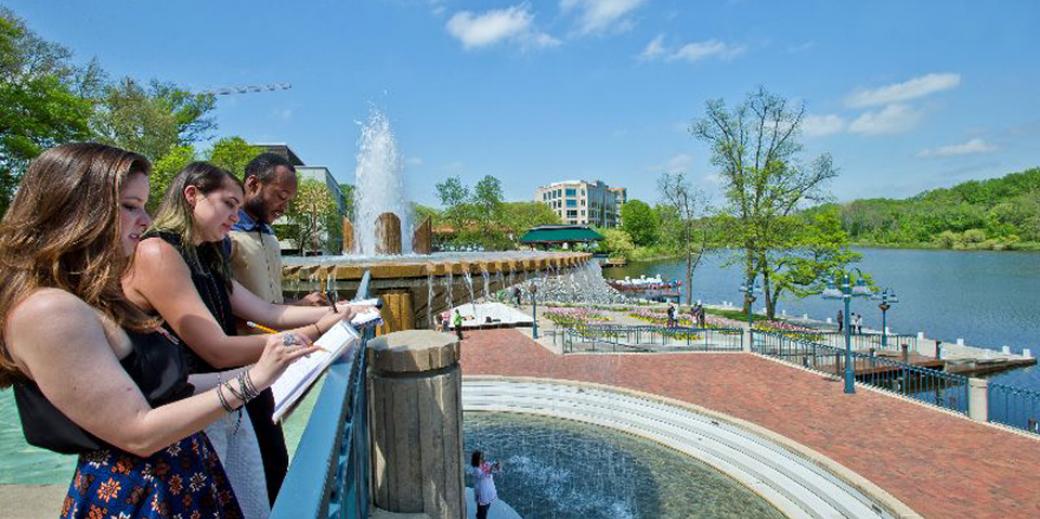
{"left": 146, "top": 231, "right": 237, "bottom": 373}
{"left": 13, "top": 329, "right": 194, "bottom": 455}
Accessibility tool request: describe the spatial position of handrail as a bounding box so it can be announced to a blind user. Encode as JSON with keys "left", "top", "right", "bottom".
{"left": 560, "top": 323, "right": 744, "bottom": 353}
{"left": 753, "top": 330, "right": 969, "bottom": 414}
{"left": 271, "top": 327, "right": 373, "bottom": 519}
{"left": 987, "top": 381, "right": 1040, "bottom": 435}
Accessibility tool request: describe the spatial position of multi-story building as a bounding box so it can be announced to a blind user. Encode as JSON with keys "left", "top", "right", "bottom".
{"left": 534, "top": 180, "right": 623, "bottom": 228}
{"left": 609, "top": 186, "right": 627, "bottom": 225}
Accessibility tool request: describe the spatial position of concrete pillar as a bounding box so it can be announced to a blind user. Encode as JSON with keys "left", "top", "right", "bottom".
{"left": 375, "top": 212, "right": 402, "bottom": 255}
{"left": 412, "top": 216, "right": 432, "bottom": 255}
{"left": 368, "top": 330, "right": 464, "bottom": 518}
{"left": 377, "top": 290, "right": 416, "bottom": 335}
{"left": 968, "top": 378, "right": 988, "bottom": 422}
{"left": 741, "top": 324, "right": 752, "bottom": 352}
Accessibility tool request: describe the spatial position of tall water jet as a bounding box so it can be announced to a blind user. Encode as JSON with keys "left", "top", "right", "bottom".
{"left": 354, "top": 110, "right": 411, "bottom": 255}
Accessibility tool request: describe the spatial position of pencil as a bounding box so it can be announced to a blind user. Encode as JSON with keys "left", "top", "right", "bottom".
{"left": 246, "top": 321, "right": 330, "bottom": 352}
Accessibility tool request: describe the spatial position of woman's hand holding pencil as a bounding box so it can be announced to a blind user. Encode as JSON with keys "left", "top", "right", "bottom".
{"left": 247, "top": 321, "right": 331, "bottom": 352}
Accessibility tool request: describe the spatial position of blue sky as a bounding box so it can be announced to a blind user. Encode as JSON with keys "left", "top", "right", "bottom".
{"left": 7, "top": 0, "right": 1039, "bottom": 207}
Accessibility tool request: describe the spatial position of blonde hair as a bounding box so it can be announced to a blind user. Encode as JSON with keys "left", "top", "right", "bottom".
{"left": 0, "top": 143, "right": 159, "bottom": 387}
{"left": 148, "top": 161, "right": 243, "bottom": 288}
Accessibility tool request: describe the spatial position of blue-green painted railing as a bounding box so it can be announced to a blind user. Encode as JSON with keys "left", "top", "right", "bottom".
{"left": 783, "top": 330, "right": 919, "bottom": 354}
{"left": 753, "top": 330, "right": 970, "bottom": 415}
{"left": 555, "top": 324, "right": 743, "bottom": 353}
{"left": 271, "top": 327, "right": 373, "bottom": 519}
{"left": 987, "top": 382, "right": 1040, "bottom": 435}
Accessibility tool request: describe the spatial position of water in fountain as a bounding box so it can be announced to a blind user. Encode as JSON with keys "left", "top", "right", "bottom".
{"left": 427, "top": 272, "right": 435, "bottom": 327}
{"left": 443, "top": 271, "right": 454, "bottom": 314}
{"left": 508, "top": 264, "right": 515, "bottom": 287}
{"left": 525, "top": 261, "right": 629, "bottom": 305}
{"left": 463, "top": 270, "right": 477, "bottom": 313}
{"left": 480, "top": 265, "right": 491, "bottom": 302}
{"left": 354, "top": 109, "right": 411, "bottom": 255}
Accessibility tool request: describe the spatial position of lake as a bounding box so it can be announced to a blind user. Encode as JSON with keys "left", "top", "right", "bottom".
{"left": 604, "top": 248, "right": 1040, "bottom": 389}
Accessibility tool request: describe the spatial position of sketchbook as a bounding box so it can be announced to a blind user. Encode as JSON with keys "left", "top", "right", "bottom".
{"left": 269, "top": 310, "right": 382, "bottom": 423}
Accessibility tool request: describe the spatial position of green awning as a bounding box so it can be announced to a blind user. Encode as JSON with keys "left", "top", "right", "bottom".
{"left": 519, "top": 226, "right": 604, "bottom": 243}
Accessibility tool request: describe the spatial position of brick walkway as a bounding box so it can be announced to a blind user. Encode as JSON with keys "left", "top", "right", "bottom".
{"left": 460, "top": 329, "right": 1040, "bottom": 518}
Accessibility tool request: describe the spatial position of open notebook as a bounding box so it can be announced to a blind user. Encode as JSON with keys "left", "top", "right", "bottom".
{"left": 269, "top": 308, "right": 382, "bottom": 423}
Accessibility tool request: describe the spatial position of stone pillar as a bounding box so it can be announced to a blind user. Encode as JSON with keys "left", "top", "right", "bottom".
{"left": 342, "top": 217, "right": 355, "bottom": 254}
{"left": 377, "top": 290, "right": 416, "bottom": 335}
{"left": 968, "top": 377, "right": 988, "bottom": 422}
{"left": 376, "top": 212, "right": 402, "bottom": 255}
{"left": 368, "top": 331, "right": 464, "bottom": 518}
{"left": 412, "top": 216, "right": 433, "bottom": 255}
{"left": 741, "top": 324, "right": 752, "bottom": 352}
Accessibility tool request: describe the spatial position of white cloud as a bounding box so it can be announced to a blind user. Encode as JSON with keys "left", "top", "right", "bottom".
{"left": 446, "top": 5, "right": 557, "bottom": 50}
{"left": 639, "top": 34, "right": 666, "bottom": 60}
{"left": 848, "top": 104, "right": 921, "bottom": 135}
{"left": 561, "top": 0, "right": 646, "bottom": 35}
{"left": 917, "top": 138, "right": 997, "bottom": 158}
{"left": 801, "top": 114, "right": 846, "bottom": 137}
{"left": 846, "top": 73, "right": 961, "bottom": 108}
{"left": 665, "top": 153, "right": 694, "bottom": 172}
{"left": 668, "top": 39, "right": 745, "bottom": 63}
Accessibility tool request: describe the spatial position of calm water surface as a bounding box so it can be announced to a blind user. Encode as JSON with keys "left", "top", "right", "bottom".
{"left": 605, "top": 248, "right": 1040, "bottom": 389}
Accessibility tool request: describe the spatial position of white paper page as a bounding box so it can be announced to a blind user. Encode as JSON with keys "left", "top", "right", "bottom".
{"left": 270, "top": 321, "right": 360, "bottom": 422}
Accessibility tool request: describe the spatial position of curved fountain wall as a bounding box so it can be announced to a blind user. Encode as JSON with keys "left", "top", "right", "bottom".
{"left": 462, "top": 377, "right": 913, "bottom": 519}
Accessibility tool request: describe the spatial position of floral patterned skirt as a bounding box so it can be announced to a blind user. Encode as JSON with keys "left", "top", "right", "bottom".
{"left": 60, "top": 432, "right": 242, "bottom": 519}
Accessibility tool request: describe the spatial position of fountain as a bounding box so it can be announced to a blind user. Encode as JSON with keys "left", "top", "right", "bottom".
{"left": 284, "top": 110, "right": 597, "bottom": 332}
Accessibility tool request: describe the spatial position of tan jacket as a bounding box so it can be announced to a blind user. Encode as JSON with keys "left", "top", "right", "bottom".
{"left": 228, "top": 229, "right": 284, "bottom": 305}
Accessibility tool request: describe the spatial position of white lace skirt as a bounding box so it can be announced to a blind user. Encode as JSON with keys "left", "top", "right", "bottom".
{"left": 205, "top": 410, "right": 270, "bottom": 519}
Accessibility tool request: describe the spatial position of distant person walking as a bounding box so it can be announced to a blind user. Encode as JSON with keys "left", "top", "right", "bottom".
{"left": 468, "top": 450, "right": 502, "bottom": 519}
{"left": 696, "top": 303, "right": 706, "bottom": 328}
{"left": 454, "top": 309, "right": 464, "bottom": 341}
{"left": 513, "top": 286, "right": 522, "bottom": 306}
{"left": 667, "top": 303, "right": 676, "bottom": 328}
{"left": 836, "top": 310, "right": 844, "bottom": 333}
{"left": 854, "top": 313, "right": 863, "bottom": 334}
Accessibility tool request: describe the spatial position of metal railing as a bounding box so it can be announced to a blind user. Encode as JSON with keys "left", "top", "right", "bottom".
{"left": 987, "top": 382, "right": 1040, "bottom": 435}
{"left": 753, "top": 331, "right": 969, "bottom": 415}
{"left": 271, "top": 327, "right": 373, "bottom": 519}
{"left": 557, "top": 324, "right": 744, "bottom": 353}
{"left": 777, "top": 330, "right": 918, "bottom": 354}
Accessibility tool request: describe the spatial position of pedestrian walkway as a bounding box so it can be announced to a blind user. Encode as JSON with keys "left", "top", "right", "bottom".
{"left": 460, "top": 329, "right": 1040, "bottom": 518}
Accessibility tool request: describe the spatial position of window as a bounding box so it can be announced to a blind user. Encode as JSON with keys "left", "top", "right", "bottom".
{"left": 581, "top": 199, "right": 586, "bottom": 206}
{"left": 565, "top": 188, "right": 577, "bottom": 197}
{"left": 566, "top": 210, "right": 578, "bottom": 218}
{"left": 580, "top": 210, "right": 585, "bottom": 216}
{"left": 566, "top": 199, "right": 577, "bottom": 207}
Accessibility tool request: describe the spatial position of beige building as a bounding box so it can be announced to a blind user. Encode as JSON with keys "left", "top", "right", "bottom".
{"left": 535, "top": 180, "right": 623, "bottom": 228}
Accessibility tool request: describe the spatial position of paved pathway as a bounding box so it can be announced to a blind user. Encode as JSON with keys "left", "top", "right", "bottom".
{"left": 460, "top": 328, "right": 1040, "bottom": 519}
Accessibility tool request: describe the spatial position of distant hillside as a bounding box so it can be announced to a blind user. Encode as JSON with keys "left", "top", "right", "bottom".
{"left": 813, "top": 167, "right": 1040, "bottom": 250}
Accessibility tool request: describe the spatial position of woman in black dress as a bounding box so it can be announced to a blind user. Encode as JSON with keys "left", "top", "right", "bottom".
{"left": 0, "top": 143, "right": 317, "bottom": 518}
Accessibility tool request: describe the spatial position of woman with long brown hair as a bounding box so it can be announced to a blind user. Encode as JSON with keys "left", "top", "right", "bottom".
{"left": 0, "top": 143, "right": 317, "bottom": 518}
{"left": 123, "top": 162, "right": 368, "bottom": 517}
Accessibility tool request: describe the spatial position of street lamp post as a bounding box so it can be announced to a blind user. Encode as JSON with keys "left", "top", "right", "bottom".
{"left": 871, "top": 288, "right": 899, "bottom": 348}
{"left": 738, "top": 275, "right": 763, "bottom": 348}
{"left": 822, "top": 273, "right": 872, "bottom": 394}
{"left": 529, "top": 282, "right": 539, "bottom": 339}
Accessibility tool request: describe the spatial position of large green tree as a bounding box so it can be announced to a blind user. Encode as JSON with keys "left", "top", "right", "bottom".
{"left": 692, "top": 88, "right": 838, "bottom": 316}
{"left": 0, "top": 8, "right": 97, "bottom": 214}
{"left": 208, "top": 137, "right": 261, "bottom": 178}
{"left": 90, "top": 77, "right": 216, "bottom": 161}
{"left": 620, "top": 199, "right": 660, "bottom": 246}
{"left": 657, "top": 172, "right": 714, "bottom": 306}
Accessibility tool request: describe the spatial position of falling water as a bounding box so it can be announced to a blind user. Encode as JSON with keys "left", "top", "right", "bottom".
{"left": 426, "top": 272, "right": 435, "bottom": 328}
{"left": 463, "top": 270, "right": 477, "bottom": 312}
{"left": 353, "top": 109, "right": 411, "bottom": 255}
{"left": 508, "top": 264, "right": 515, "bottom": 287}
{"left": 443, "top": 271, "right": 454, "bottom": 313}
{"left": 480, "top": 265, "right": 491, "bottom": 302}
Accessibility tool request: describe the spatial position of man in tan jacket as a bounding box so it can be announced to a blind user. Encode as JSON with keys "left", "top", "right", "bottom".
{"left": 225, "top": 152, "right": 324, "bottom": 504}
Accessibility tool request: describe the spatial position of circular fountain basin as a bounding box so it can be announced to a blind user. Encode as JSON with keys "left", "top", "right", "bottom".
{"left": 463, "top": 378, "right": 903, "bottom": 518}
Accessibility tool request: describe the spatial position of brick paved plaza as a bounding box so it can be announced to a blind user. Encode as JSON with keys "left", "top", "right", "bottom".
{"left": 460, "top": 328, "right": 1040, "bottom": 518}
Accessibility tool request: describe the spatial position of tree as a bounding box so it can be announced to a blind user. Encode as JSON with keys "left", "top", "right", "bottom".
{"left": 658, "top": 172, "right": 712, "bottom": 306}
{"left": 620, "top": 200, "right": 660, "bottom": 246}
{"left": 208, "top": 137, "right": 260, "bottom": 178}
{"left": 339, "top": 184, "right": 356, "bottom": 221}
{"left": 600, "top": 228, "right": 635, "bottom": 259}
{"left": 692, "top": 87, "right": 837, "bottom": 315}
{"left": 286, "top": 179, "right": 337, "bottom": 254}
{"left": 0, "top": 8, "right": 96, "bottom": 214}
{"left": 763, "top": 207, "right": 861, "bottom": 313}
{"left": 499, "top": 201, "right": 561, "bottom": 238}
{"left": 149, "top": 145, "right": 196, "bottom": 211}
{"left": 90, "top": 77, "right": 215, "bottom": 161}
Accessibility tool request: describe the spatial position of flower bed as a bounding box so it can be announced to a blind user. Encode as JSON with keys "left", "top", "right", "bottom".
{"left": 545, "top": 307, "right": 610, "bottom": 327}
